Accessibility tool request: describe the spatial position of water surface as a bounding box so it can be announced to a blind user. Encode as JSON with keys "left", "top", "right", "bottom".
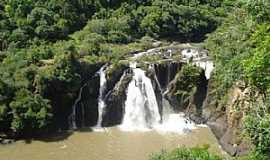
{"left": 0, "top": 126, "right": 226, "bottom": 160}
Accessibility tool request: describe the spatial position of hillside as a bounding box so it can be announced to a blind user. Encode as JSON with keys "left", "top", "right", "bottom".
{"left": 0, "top": 0, "right": 270, "bottom": 159}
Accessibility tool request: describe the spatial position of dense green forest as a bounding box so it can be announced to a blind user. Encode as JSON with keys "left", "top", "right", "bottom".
{"left": 0, "top": 0, "right": 228, "bottom": 135}
{"left": 0, "top": 0, "right": 270, "bottom": 159}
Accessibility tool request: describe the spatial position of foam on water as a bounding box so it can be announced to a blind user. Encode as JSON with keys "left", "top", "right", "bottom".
{"left": 154, "top": 113, "right": 196, "bottom": 134}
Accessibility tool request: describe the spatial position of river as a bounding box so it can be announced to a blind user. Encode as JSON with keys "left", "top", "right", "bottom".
{"left": 0, "top": 126, "right": 226, "bottom": 160}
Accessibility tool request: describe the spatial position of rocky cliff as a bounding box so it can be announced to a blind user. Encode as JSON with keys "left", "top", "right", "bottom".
{"left": 67, "top": 43, "right": 253, "bottom": 156}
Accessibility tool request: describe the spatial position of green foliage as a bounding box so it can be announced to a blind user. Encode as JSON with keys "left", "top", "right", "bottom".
{"left": 137, "top": 0, "right": 221, "bottom": 40}
{"left": 244, "top": 0, "right": 270, "bottom": 23}
{"left": 243, "top": 24, "right": 270, "bottom": 93}
{"left": 205, "top": 2, "right": 270, "bottom": 157}
{"left": 10, "top": 89, "right": 52, "bottom": 134}
{"left": 0, "top": 40, "right": 83, "bottom": 135}
{"left": 51, "top": 43, "right": 80, "bottom": 83}
{"left": 236, "top": 152, "right": 268, "bottom": 160}
{"left": 175, "top": 64, "right": 202, "bottom": 95}
{"left": 0, "top": 0, "right": 99, "bottom": 50}
{"left": 244, "top": 97, "right": 270, "bottom": 155}
{"left": 2, "top": 0, "right": 269, "bottom": 145}
{"left": 150, "top": 147, "right": 222, "bottom": 160}
{"left": 168, "top": 64, "right": 202, "bottom": 109}
{"left": 205, "top": 8, "right": 253, "bottom": 104}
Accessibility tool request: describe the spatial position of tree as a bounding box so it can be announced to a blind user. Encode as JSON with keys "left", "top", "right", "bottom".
{"left": 244, "top": 98, "right": 270, "bottom": 155}
{"left": 245, "top": 0, "right": 270, "bottom": 23}
{"left": 10, "top": 89, "right": 52, "bottom": 135}
{"left": 243, "top": 24, "right": 270, "bottom": 93}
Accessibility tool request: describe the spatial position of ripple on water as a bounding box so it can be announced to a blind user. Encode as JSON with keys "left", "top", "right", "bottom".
{"left": 0, "top": 126, "right": 227, "bottom": 160}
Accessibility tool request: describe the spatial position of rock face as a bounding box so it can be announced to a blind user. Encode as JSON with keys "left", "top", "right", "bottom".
{"left": 149, "top": 62, "right": 183, "bottom": 115}
{"left": 69, "top": 44, "right": 213, "bottom": 129}
{"left": 48, "top": 62, "right": 103, "bottom": 130}
{"left": 202, "top": 82, "right": 254, "bottom": 156}
{"left": 184, "top": 71, "right": 208, "bottom": 123}
{"left": 153, "top": 62, "right": 182, "bottom": 91}
{"left": 76, "top": 76, "right": 100, "bottom": 127}
{"left": 67, "top": 62, "right": 104, "bottom": 129}
{"left": 164, "top": 65, "right": 207, "bottom": 114}
{"left": 102, "top": 70, "right": 132, "bottom": 127}
{"left": 68, "top": 43, "right": 254, "bottom": 156}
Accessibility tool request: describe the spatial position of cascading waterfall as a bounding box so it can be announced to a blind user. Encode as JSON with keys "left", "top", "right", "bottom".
{"left": 167, "top": 63, "right": 172, "bottom": 86}
{"left": 69, "top": 46, "right": 212, "bottom": 133}
{"left": 151, "top": 64, "right": 196, "bottom": 133}
{"left": 69, "top": 65, "right": 107, "bottom": 130}
{"left": 120, "top": 63, "right": 161, "bottom": 131}
{"left": 193, "top": 61, "right": 214, "bottom": 80}
{"left": 150, "top": 64, "right": 170, "bottom": 119}
{"left": 69, "top": 85, "right": 85, "bottom": 129}
{"left": 96, "top": 66, "right": 107, "bottom": 128}
{"left": 120, "top": 63, "right": 196, "bottom": 133}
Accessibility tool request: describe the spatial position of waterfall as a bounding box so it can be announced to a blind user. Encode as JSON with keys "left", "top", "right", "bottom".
{"left": 120, "top": 64, "right": 161, "bottom": 131}
{"left": 69, "top": 65, "right": 107, "bottom": 130}
{"left": 68, "top": 46, "right": 210, "bottom": 133}
{"left": 69, "top": 84, "right": 87, "bottom": 129}
{"left": 154, "top": 113, "right": 196, "bottom": 134}
{"left": 167, "top": 63, "right": 172, "bottom": 86}
{"left": 149, "top": 64, "right": 163, "bottom": 95}
{"left": 120, "top": 62, "right": 196, "bottom": 133}
{"left": 193, "top": 61, "right": 214, "bottom": 80}
{"left": 96, "top": 66, "right": 107, "bottom": 128}
{"left": 151, "top": 64, "right": 196, "bottom": 134}
{"left": 181, "top": 49, "right": 214, "bottom": 79}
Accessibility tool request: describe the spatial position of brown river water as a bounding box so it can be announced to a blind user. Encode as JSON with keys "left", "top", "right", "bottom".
{"left": 0, "top": 126, "right": 227, "bottom": 160}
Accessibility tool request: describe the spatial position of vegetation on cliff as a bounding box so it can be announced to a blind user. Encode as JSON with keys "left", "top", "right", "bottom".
{"left": 205, "top": 0, "right": 270, "bottom": 157}
{"left": 0, "top": 0, "right": 270, "bottom": 159}
{"left": 0, "top": 0, "right": 227, "bottom": 136}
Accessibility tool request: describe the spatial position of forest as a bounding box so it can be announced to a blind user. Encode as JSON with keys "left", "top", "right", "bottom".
{"left": 0, "top": 0, "right": 270, "bottom": 159}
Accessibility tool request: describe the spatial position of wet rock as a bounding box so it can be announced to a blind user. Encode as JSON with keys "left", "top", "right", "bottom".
{"left": 207, "top": 116, "right": 227, "bottom": 140}
{"left": 0, "top": 138, "right": 14, "bottom": 145}
{"left": 82, "top": 76, "right": 100, "bottom": 127}
{"left": 154, "top": 62, "right": 182, "bottom": 90}
{"left": 102, "top": 70, "right": 132, "bottom": 127}
{"left": 106, "top": 63, "right": 129, "bottom": 94}
{"left": 185, "top": 70, "right": 208, "bottom": 123}
{"left": 164, "top": 64, "right": 205, "bottom": 112}
{"left": 202, "top": 83, "right": 254, "bottom": 156}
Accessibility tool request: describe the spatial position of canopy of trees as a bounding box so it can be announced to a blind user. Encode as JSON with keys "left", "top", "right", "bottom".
{"left": 206, "top": 0, "right": 270, "bottom": 157}
{"left": 0, "top": 0, "right": 228, "bottom": 136}
{"left": 0, "top": 0, "right": 270, "bottom": 158}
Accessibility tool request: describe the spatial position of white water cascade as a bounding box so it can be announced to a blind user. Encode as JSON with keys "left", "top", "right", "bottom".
{"left": 69, "top": 84, "right": 86, "bottom": 129}
{"left": 120, "top": 63, "right": 196, "bottom": 134}
{"left": 181, "top": 49, "right": 214, "bottom": 79}
{"left": 96, "top": 66, "right": 107, "bottom": 128}
{"left": 120, "top": 64, "right": 161, "bottom": 131}
{"left": 193, "top": 61, "right": 214, "bottom": 80}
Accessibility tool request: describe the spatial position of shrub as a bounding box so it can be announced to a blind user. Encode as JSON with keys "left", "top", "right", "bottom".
{"left": 245, "top": 0, "right": 270, "bottom": 23}
{"left": 149, "top": 147, "right": 222, "bottom": 160}
{"left": 10, "top": 89, "right": 52, "bottom": 134}
{"left": 243, "top": 24, "right": 270, "bottom": 93}
{"left": 244, "top": 97, "right": 270, "bottom": 155}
